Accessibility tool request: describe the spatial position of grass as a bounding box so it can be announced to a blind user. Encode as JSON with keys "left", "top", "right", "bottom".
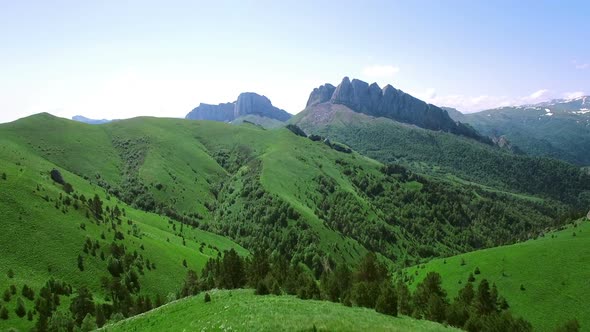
{"left": 101, "top": 289, "right": 459, "bottom": 332}
{"left": 404, "top": 220, "right": 590, "bottom": 331}
{"left": 0, "top": 137, "right": 246, "bottom": 331}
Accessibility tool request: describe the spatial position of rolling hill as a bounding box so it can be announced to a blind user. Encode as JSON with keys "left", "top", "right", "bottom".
{"left": 1, "top": 113, "right": 588, "bottom": 331}
{"left": 100, "top": 289, "right": 458, "bottom": 332}
{"left": 403, "top": 219, "right": 590, "bottom": 331}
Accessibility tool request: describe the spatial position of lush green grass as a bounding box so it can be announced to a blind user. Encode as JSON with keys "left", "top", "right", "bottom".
{"left": 404, "top": 220, "right": 590, "bottom": 331}
{"left": 102, "top": 289, "right": 459, "bottom": 332}
{"left": 0, "top": 137, "right": 246, "bottom": 331}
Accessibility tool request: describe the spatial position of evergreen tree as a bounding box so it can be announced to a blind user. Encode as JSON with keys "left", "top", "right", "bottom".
{"left": 555, "top": 319, "right": 581, "bottom": 332}
{"left": 47, "top": 310, "right": 74, "bottom": 332}
{"left": 0, "top": 306, "right": 8, "bottom": 320}
{"left": 2, "top": 289, "right": 10, "bottom": 302}
{"left": 375, "top": 282, "right": 398, "bottom": 316}
{"left": 181, "top": 270, "right": 200, "bottom": 297}
{"left": 204, "top": 292, "right": 211, "bottom": 303}
{"left": 396, "top": 281, "right": 413, "bottom": 316}
{"left": 475, "top": 279, "right": 496, "bottom": 315}
{"left": 70, "top": 286, "right": 95, "bottom": 325}
{"left": 80, "top": 313, "right": 97, "bottom": 332}
{"left": 78, "top": 254, "right": 85, "bottom": 271}
{"left": 255, "top": 280, "right": 270, "bottom": 295}
{"left": 15, "top": 297, "right": 26, "bottom": 317}
{"left": 95, "top": 304, "right": 107, "bottom": 328}
{"left": 413, "top": 272, "right": 447, "bottom": 318}
{"left": 219, "top": 249, "right": 246, "bottom": 289}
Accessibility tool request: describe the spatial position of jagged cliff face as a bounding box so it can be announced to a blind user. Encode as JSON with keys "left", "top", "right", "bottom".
{"left": 234, "top": 93, "right": 292, "bottom": 121}
{"left": 186, "top": 92, "right": 292, "bottom": 123}
{"left": 305, "top": 77, "right": 486, "bottom": 142}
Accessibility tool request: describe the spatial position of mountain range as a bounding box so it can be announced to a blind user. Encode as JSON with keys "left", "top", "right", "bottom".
{"left": 445, "top": 96, "right": 590, "bottom": 165}
{"left": 2, "top": 77, "right": 589, "bottom": 331}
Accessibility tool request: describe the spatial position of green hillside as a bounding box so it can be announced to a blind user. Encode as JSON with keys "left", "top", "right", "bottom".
{"left": 291, "top": 103, "right": 590, "bottom": 205}
{"left": 101, "top": 289, "right": 458, "bottom": 332}
{"left": 0, "top": 113, "right": 587, "bottom": 330}
{"left": 0, "top": 132, "right": 247, "bottom": 331}
{"left": 1, "top": 113, "right": 579, "bottom": 270}
{"left": 403, "top": 219, "right": 590, "bottom": 331}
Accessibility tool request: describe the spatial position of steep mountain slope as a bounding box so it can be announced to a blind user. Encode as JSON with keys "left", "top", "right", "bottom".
{"left": 292, "top": 100, "right": 590, "bottom": 206}
{"left": 446, "top": 97, "right": 590, "bottom": 165}
{"left": 102, "top": 289, "right": 459, "bottom": 332}
{"left": 404, "top": 219, "right": 590, "bottom": 331}
{"left": 186, "top": 92, "right": 292, "bottom": 127}
{"left": 306, "top": 77, "right": 486, "bottom": 142}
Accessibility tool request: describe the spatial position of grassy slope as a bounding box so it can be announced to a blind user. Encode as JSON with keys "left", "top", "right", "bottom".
{"left": 102, "top": 289, "right": 459, "bottom": 332}
{"left": 404, "top": 220, "right": 590, "bottom": 331}
{"left": 291, "top": 104, "right": 590, "bottom": 204}
{"left": 0, "top": 137, "right": 247, "bottom": 331}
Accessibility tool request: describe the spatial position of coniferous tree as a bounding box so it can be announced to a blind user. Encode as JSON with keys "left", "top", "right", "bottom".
{"left": 0, "top": 306, "right": 8, "bottom": 320}
{"left": 70, "top": 286, "right": 95, "bottom": 325}
{"left": 375, "top": 281, "right": 398, "bottom": 316}
{"left": 15, "top": 297, "right": 26, "bottom": 317}
{"left": 181, "top": 270, "right": 200, "bottom": 297}
{"left": 78, "top": 254, "right": 85, "bottom": 271}
{"left": 80, "top": 313, "right": 97, "bottom": 331}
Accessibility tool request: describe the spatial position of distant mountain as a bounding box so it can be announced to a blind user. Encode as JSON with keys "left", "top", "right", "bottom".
{"left": 72, "top": 115, "right": 112, "bottom": 124}
{"left": 446, "top": 97, "right": 590, "bottom": 165}
{"left": 291, "top": 81, "right": 590, "bottom": 202}
{"left": 306, "top": 77, "right": 487, "bottom": 142}
{"left": 186, "top": 92, "right": 292, "bottom": 127}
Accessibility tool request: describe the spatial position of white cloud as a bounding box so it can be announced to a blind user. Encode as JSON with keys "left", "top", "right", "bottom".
{"left": 361, "top": 65, "right": 400, "bottom": 78}
{"left": 563, "top": 91, "right": 585, "bottom": 100}
{"left": 527, "top": 89, "right": 550, "bottom": 100}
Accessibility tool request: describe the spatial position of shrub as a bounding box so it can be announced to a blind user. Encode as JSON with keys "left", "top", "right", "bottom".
{"left": 204, "top": 293, "right": 211, "bottom": 303}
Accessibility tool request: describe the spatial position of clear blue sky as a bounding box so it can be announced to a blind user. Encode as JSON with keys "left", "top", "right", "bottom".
{"left": 1, "top": 0, "right": 589, "bottom": 123}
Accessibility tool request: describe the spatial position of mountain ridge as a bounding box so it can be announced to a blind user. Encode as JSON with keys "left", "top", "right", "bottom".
{"left": 186, "top": 92, "right": 292, "bottom": 125}
{"left": 305, "top": 77, "right": 487, "bottom": 143}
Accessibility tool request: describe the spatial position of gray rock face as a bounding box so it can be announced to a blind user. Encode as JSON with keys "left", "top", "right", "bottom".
{"left": 306, "top": 83, "right": 336, "bottom": 107}
{"left": 186, "top": 93, "right": 291, "bottom": 123}
{"left": 312, "top": 77, "right": 487, "bottom": 142}
{"left": 186, "top": 102, "right": 235, "bottom": 122}
{"left": 235, "top": 93, "right": 291, "bottom": 121}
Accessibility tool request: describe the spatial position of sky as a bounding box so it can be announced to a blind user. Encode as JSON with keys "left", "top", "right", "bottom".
{"left": 0, "top": 0, "right": 589, "bottom": 123}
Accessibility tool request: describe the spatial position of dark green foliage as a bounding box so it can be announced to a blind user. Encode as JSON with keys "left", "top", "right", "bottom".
{"left": 468, "top": 273, "right": 476, "bottom": 282}
{"left": 78, "top": 254, "right": 85, "bottom": 271}
{"left": 3, "top": 289, "right": 11, "bottom": 302}
{"left": 50, "top": 168, "right": 65, "bottom": 185}
{"left": 375, "top": 282, "right": 398, "bottom": 316}
{"left": 474, "top": 267, "right": 481, "bottom": 275}
{"left": 219, "top": 249, "right": 246, "bottom": 289}
{"left": 63, "top": 182, "right": 74, "bottom": 194}
{"left": 555, "top": 319, "right": 581, "bottom": 332}
{"left": 396, "top": 281, "right": 413, "bottom": 316}
{"left": 27, "top": 310, "right": 33, "bottom": 321}
{"left": 80, "top": 312, "right": 97, "bottom": 331}
{"left": 204, "top": 292, "right": 211, "bottom": 303}
{"left": 6, "top": 269, "right": 14, "bottom": 278}
{"left": 286, "top": 124, "right": 307, "bottom": 137}
{"left": 0, "top": 305, "right": 8, "bottom": 320}
{"left": 255, "top": 280, "right": 270, "bottom": 295}
{"left": 96, "top": 304, "right": 107, "bottom": 328}
{"left": 181, "top": 270, "right": 200, "bottom": 298}
{"left": 70, "top": 286, "right": 96, "bottom": 325}
{"left": 15, "top": 297, "right": 26, "bottom": 317}
{"left": 1, "top": 172, "right": 6, "bottom": 180}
